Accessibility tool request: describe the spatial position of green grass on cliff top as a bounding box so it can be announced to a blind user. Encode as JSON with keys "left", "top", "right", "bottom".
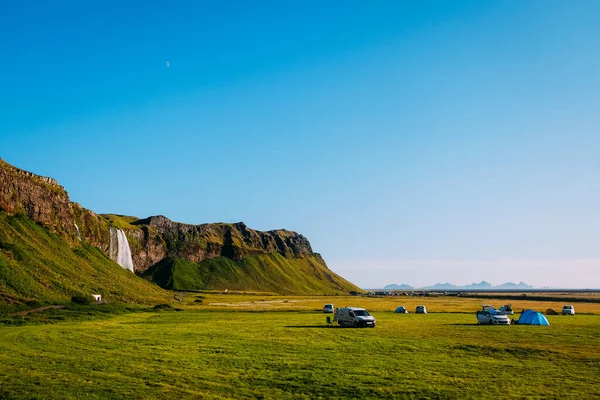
{"left": 0, "top": 309, "right": 598, "bottom": 399}
{"left": 0, "top": 213, "right": 168, "bottom": 311}
{"left": 142, "top": 253, "right": 361, "bottom": 295}
{"left": 100, "top": 214, "right": 142, "bottom": 230}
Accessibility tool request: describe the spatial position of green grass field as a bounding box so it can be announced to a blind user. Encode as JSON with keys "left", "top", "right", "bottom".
{"left": 1, "top": 301, "right": 598, "bottom": 399}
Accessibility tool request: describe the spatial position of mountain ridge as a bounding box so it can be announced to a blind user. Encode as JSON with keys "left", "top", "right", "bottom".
{"left": 0, "top": 158, "right": 359, "bottom": 299}
{"left": 384, "top": 284, "right": 414, "bottom": 290}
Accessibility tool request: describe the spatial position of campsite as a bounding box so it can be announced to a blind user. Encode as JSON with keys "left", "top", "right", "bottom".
{"left": 1, "top": 292, "right": 599, "bottom": 399}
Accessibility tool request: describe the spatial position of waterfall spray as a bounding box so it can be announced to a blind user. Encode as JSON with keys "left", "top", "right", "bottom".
{"left": 116, "top": 229, "right": 134, "bottom": 272}
{"left": 74, "top": 222, "right": 82, "bottom": 241}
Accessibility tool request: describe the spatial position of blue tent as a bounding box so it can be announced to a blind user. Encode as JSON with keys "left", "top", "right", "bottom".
{"left": 518, "top": 309, "right": 550, "bottom": 326}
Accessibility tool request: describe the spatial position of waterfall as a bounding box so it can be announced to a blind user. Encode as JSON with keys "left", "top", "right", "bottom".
{"left": 116, "top": 229, "right": 134, "bottom": 272}
{"left": 74, "top": 222, "right": 82, "bottom": 241}
{"left": 109, "top": 227, "right": 134, "bottom": 272}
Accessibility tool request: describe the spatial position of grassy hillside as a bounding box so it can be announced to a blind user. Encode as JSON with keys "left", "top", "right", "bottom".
{"left": 142, "top": 253, "right": 361, "bottom": 294}
{"left": 0, "top": 212, "right": 168, "bottom": 311}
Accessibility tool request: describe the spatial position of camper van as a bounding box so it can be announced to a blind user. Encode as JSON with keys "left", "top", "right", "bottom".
{"left": 333, "top": 307, "right": 376, "bottom": 328}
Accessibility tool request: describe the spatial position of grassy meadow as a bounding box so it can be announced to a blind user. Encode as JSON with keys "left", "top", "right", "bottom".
{"left": 1, "top": 295, "right": 599, "bottom": 399}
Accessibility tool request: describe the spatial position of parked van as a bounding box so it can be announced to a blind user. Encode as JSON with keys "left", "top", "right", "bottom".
{"left": 333, "top": 307, "right": 376, "bottom": 328}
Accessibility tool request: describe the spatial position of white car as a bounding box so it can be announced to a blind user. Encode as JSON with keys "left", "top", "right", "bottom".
{"left": 323, "top": 304, "right": 334, "bottom": 313}
{"left": 415, "top": 305, "right": 427, "bottom": 314}
{"left": 476, "top": 306, "right": 511, "bottom": 325}
{"left": 562, "top": 305, "right": 575, "bottom": 315}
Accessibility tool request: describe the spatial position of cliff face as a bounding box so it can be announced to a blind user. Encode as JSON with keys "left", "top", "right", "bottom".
{"left": 126, "top": 215, "right": 318, "bottom": 272}
{"left": 0, "top": 159, "right": 75, "bottom": 239}
{"left": 0, "top": 158, "right": 112, "bottom": 250}
{"left": 0, "top": 159, "right": 344, "bottom": 292}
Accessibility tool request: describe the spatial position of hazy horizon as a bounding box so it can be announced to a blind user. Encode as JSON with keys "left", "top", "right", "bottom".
{"left": 2, "top": 2, "right": 599, "bottom": 288}
{"left": 335, "top": 258, "right": 600, "bottom": 289}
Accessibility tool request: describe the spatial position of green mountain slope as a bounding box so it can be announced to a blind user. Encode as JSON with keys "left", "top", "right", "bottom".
{"left": 0, "top": 158, "right": 362, "bottom": 299}
{"left": 0, "top": 212, "right": 168, "bottom": 307}
{"left": 142, "top": 253, "right": 361, "bottom": 294}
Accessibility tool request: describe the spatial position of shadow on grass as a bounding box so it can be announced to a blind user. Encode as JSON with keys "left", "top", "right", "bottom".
{"left": 285, "top": 325, "right": 340, "bottom": 329}
{"left": 447, "top": 323, "right": 515, "bottom": 326}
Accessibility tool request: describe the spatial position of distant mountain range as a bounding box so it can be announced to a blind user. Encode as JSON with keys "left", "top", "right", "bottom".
{"left": 383, "top": 281, "right": 533, "bottom": 290}
{"left": 384, "top": 284, "right": 414, "bottom": 290}
{"left": 493, "top": 282, "right": 534, "bottom": 290}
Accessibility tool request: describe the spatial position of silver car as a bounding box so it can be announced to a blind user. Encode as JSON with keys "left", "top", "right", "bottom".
{"left": 476, "top": 307, "right": 511, "bottom": 325}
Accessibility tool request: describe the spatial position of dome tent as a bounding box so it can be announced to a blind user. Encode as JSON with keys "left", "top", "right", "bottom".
{"left": 395, "top": 306, "right": 408, "bottom": 313}
{"left": 518, "top": 309, "right": 550, "bottom": 326}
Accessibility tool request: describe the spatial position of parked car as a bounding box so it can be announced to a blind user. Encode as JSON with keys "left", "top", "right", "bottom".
{"left": 499, "top": 304, "right": 514, "bottom": 315}
{"left": 476, "top": 306, "right": 511, "bottom": 325}
{"left": 323, "top": 304, "right": 334, "bottom": 313}
{"left": 562, "top": 305, "right": 575, "bottom": 315}
{"left": 394, "top": 306, "right": 408, "bottom": 313}
{"left": 333, "top": 307, "right": 376, "bottom": 327}
{"left": 415, "top": 305, "right": 427, "bottom": 314}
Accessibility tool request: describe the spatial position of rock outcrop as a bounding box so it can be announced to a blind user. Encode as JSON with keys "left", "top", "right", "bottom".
{"left": 126, "top": 215, "right": 319, "bottom": 272}
{"left": 0, "top": 158, "right": 76, "bottom": 239}
{"left": 0, "top": 158, "right": 112, "bottom": 250}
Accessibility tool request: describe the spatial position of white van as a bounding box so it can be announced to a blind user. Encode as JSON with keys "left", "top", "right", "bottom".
{"left": 333, "top": 307, "right": 376, "bottom": 328}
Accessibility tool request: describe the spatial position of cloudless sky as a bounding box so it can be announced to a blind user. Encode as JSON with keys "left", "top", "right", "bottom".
{"left": 1, "top": 1, "right": 599, "bottom": 288}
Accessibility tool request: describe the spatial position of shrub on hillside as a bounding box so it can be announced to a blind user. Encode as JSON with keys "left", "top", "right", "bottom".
{"left": 71, "top": 295, "right": 93, "bottom": 305}
{"left": 24, "top": 299, "right": 43, "bottom": 308}
{"left": 153, "top": 303, "right": 173, "bottom": 310}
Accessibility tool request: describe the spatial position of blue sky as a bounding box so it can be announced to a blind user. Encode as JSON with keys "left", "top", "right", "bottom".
{"left": 1, "top": 1, "right": 599, "bottom": 288}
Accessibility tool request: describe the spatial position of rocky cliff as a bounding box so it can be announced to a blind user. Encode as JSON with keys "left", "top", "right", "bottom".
{"left": 125, "top": 215, "right": 319, "bottom": 272}
{"left": 0, "top": 158, "right": 76, "bottom": 239}
{"left": 0, "top": 159, "right": 318, "bottom": 271}
{"left": 0, "top": 158, "right": 359, "bottom": 294}
{"left": 0, "top": 158, "right": 112, "bottom": 251}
